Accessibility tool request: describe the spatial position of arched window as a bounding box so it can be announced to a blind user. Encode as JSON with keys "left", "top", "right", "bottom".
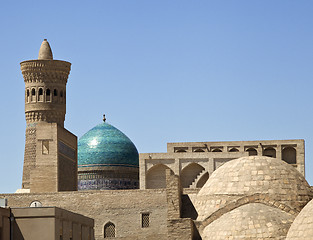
{"left": 38, "top": 88, "right": 43, "bottom": 101}
{"left": 31, "top": 88, "right": 36, "bottom": 102}
{"left": 263, "top": 147, "right": 276, "bottom": 158}
{"left": 104, "top": 222, "right": 115, "bottom": 238}
{"left": 194, "top": 148, "right": 205, "bottom": 152}
{"left": 212, "top": 148, "right": 222, "bottom": 152}
{"left": 176, "top": 149, "right": 187, "bottom": 153}
{"left": 60, "top": 90, "right": 63, "bottom": 103}
{"left": 246, "top": 148, "right": 258, "bottom": 156}
{"left": 46, "top": 89, "right": 51, "bottom": 102}
{"left": 229, "top": 148, "right": 239, "bottom": 152}
{"left": 26, "top": 89, "right": 30, "bottom": 102}
{"left": 53, "top": 89, "right": 58, "bottom": 102}
{"left": 282, "top": 147, "right": 296, "bottom": 164}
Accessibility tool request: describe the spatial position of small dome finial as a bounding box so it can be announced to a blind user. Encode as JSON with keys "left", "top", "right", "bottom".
{"left": 103, "top": 114, "right": 106, "bottom": 122}
{"left": 38, "top": 39, "right": 53, "bottom": 60}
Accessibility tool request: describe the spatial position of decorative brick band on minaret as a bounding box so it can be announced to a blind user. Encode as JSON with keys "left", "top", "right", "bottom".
{"left": 20, "top": 39, "right": 71, "bottom": 189}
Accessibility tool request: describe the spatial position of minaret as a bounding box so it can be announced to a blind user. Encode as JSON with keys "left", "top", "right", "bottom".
{"left": 20, "top": 39, "right": 74, "bottom": 190}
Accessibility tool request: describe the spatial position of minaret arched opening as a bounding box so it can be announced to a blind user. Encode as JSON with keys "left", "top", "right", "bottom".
{"left": 38, "top": 88, "right": 43, "bottom": 102}
{"left": 46, "top": 89, "right": 51, "bottom": 102}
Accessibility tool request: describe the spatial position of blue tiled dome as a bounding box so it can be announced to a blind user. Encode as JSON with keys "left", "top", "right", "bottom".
{"left": 78, "top": 122, "right": 139, "bottom": 168}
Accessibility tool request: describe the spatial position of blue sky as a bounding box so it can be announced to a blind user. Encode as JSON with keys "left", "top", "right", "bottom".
{"left": 0, "top": 1, "right": 312, "bottom": 193}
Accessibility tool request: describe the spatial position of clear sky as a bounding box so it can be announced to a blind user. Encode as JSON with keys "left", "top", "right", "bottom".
{"left": 0, "top": 1, "right": 312, "bottom": 193}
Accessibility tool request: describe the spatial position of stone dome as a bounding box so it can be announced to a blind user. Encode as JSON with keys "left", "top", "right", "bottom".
{"left": 285, "top": 198, "right": 313, "bottom": 239}
{"left": 195, "top": 156, "right": 312, "bottom": 221}
{"left": 78, "top": 122, "right": 139, "bottom": 168}
{"left": 202, "top": 203, "right": 294, "bottom": 240}
{"left": 77, "top": 121, "right": 139, "bottom": 190}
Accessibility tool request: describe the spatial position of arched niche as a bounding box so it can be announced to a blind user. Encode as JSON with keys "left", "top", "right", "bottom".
{"left": 229, "top": 148, "right": 239, "bottom": 152}
{"left": 146, "top": 164, "right": 171, "bottom": 189}
{"left": 263, "top": 147, "right": 276, "bottom": 158}
{"left": 246, "top": 148, "right": 258, "bottom": 156}
{"left": 194, "top": 148, "right": 205, "bottom": 152}
{"left": 282, "top": 147, "right": 296, "bottom": 164}
{"left": 212, "top": 148, "right": 222, "bottom": 152}
{"left": 180, "top": 163, "right": 205, "bottom": 188}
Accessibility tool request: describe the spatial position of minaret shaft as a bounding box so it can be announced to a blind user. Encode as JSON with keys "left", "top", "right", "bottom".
{"left": 20, "top": 40, "right": 72, "bottom": 189}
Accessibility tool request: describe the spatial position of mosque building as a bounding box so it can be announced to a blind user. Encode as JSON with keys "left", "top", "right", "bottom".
{"left": 0, "top": 39, "right": 313, "bottom": 240}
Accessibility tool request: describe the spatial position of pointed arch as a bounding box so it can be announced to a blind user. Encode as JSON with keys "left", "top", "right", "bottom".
{"left": 212, "top": 148, "right": 222, "bottom": 152}
{"left": 38, "top": 88, "right": 43, "bottom": 102}
{"left": 104, "top": 222, "right": 115, "bottom": 238}
{"left": 229, "top": 148, "right": 239, "bottom": 152}
{"left": 180, "top": 162, "right": 205, "bottom": 188}
{"left": 46, "top": 89, "right": 51, "bottom": 102}
{"left": 194, "top": 148, "right": 205, "bottom": 152}
{"left": 263, "top": 147, "right": 276, "bottom": 158}
{"left": 282, "top": 147, "right": 296, "bottom": 164}
{"left": 246, "top": 148, "right": 257, "bottom": 156}
{"left": 196, "top": 172, "right": 209, "bottom": 188}
{"left": 146, "top": 164, "right": 171, "bottom": 189}
{"left": 31, "top": 88, "right": 36, "bottom": 102}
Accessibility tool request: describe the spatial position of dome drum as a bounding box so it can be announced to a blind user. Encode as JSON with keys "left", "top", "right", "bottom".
{"left": 78, "top": 167, "right": 139, "bottom": 190}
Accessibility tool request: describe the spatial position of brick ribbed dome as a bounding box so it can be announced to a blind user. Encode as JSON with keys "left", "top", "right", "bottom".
{"left": 286, "top": 198, "right": 313, "bottom": 239}
{"left": 195, "top": 156, "right": 312, "bottom": 221}
{"left": 202, "top": 203, "right": 294, "bottom": 240}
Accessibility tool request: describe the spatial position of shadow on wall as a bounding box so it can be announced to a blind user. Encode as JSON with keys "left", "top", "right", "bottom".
{"left": 182, "top": 195, "right": 198, "bottom": 220}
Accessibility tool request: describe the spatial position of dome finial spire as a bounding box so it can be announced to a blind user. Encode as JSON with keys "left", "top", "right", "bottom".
{"left": 38, "top": 39, "right": 53, "bottom": 60}
{"left": 103, "top": 114, "right": 106, "bottom": 122}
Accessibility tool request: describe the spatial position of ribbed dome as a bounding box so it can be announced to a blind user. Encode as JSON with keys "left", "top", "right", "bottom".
{"left": 286, "top": 198, "right": 313, "bottom": 239}
{"left": 202, "top": 203, "right": 294, "bottom": 240}
{"left": 78, "top": 122, "right": 139, "bottom": 168}
{"left": 195, "top": 156, "right": 312, "bottom": 221}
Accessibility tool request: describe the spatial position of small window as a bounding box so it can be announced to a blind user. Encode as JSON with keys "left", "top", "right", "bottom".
{"left": 54, "top": 89, "right": 58, "bottom": 96}
{"left": 31, "top": 88, "right": 36, "bottom": 102}
{"left": 38, "top": 88, "right": 43, "bottom": 101}
{"left": 46, "top": 89, "right": 51, "bottom": 102}
{"left": 60, "top": 91, "right": 63, "bottom": 97}
{"left": 141, "top": 213, "right": 150, "bottom": 228}
{"left": 30, "top": 201, "right": 42, "bottom": 207}
{"left": 104, "top": 222, "right": 115, "bottom": 238}
{"left": 42, "top": 140, "right": 49, "bottom": 155}
{"left": 26, "top": 89, "right": 30, "bottom": 102}
{"left": 60, "top": 236, "right": 63, "bottom": 240}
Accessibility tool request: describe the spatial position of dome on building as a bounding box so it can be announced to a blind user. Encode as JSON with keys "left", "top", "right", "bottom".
{"left": 195, "top": 156, "right": 312, "bottom": 221}
{"left": 77, "top": 118, "right": 139, "bottom": 190}
{"left": 78, "top": 121, "right": 139, "bottom": 168}
{"left": 285, "top": 198, "right": 313, "bottom": 239}
{"left": 202, "top": 203, "right": 294, "bottom": 240}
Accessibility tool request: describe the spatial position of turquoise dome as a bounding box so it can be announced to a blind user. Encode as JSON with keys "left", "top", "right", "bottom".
{"left": 78, "top": 122, "right": 139, "bottom": 168}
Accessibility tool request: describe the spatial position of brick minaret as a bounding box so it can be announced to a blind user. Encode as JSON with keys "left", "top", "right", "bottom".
{"left": 20, "top": 39, "right": 71, "bottom": 189}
